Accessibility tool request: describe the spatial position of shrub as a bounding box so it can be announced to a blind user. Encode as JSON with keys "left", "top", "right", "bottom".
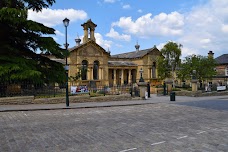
{"left": 172, "top": 88, "right": 181, "bottom": 91}
{"left": 187, "top": 88, "right": 192, "bottom": 91}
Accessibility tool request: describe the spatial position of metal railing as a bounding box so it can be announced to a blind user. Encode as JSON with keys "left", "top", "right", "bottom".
{"left": 0, "top": 82, "right": 135, "bottom": 98}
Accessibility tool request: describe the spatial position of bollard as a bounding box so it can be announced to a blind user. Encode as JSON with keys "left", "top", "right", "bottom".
{"left": 147, "top": 82, "right": 150, "bottom": 98}
{"left": 170, "top": 92, "right": 175, "bottom": 101}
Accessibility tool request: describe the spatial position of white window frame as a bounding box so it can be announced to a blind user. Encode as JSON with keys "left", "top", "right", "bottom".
{"left": 226, "top": 66, "right": 228, "bottom": 76}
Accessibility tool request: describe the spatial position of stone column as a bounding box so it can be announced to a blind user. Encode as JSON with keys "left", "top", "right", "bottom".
{"left": 83, "top": 27, "right": 88, "bottom": 43}
{"left": 121, "top": 69, "right": 124, "bottom": 85}
{"left": 90, "top": 29, "right": 96, "bottom": 42}
{"left": 191, "top": 79, "right": 198, "bottom": 92}
{"left": 99, "top": 68, "right": 102, "bottom": 80}
{"left": 101, "top": 68, "right": 103, "bottom": 80}
{"left": 137, "top": 81, "right": 147, "bottom": 99}
{"left": 113, "top": 69, "right": 117, "bottom": 85}
{"left": 165, "top": 78, "right": 173, "bottom": 93}
{"left": 90, "top": 67, "right": 93, "bottom": 80}
{"left": 128, "top": 69, "right": 131, "bottom": 84}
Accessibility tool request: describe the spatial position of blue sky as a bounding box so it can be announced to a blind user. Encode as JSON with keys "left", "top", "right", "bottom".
{"left": 28, "top": 0, "right": 228, "bottom": 58}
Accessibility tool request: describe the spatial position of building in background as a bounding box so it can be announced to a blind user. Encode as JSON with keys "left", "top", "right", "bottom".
{"left": 68, "top": 19, "right": 161, "bottom": 87}
{"left": 214, "top": 53, "right": 228, "bottom": 86}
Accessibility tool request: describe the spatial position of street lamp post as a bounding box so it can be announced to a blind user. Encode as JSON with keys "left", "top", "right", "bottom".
{"left": 139, "top": 68, "right": 144, "bottom": 82}
{"left": 192, "top": 69, "right": 196, "bottom": 80}
{"left": 63, "top": 18, "right": 70, "bottom": 107}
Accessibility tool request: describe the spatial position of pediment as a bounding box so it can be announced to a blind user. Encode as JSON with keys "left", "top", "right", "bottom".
{"left": 69, "top": 40, "right": 109, "bottom": 57}
{"left": 79, "top": 45, "right": 102, "bottom": 56}
{"left": 149, "top": 48, "right": 161, "bottom": 56}
{"left": 148, "top": 48, "right": 161, "bottom": 62}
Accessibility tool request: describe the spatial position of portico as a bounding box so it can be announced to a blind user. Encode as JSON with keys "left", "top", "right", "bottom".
{"left": 108, "top": 67, "right": 137, "bottom": 86}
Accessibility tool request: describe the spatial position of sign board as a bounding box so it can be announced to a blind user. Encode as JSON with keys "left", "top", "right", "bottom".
{"left": 71, "top": 86, "right": 77, "bottom": 94}
{"left": 217, "top": 86, "right": 226, "bottom": 91}
{"left": 71, "top": 86, "right": 89, "bottom": 94}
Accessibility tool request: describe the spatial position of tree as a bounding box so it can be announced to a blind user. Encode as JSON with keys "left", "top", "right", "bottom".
{"left": 177, "top": 55, "right": 217, "bottom": 87}
{"left": 0, "top": 0, "right": 66, "bottom": 84}
{"left": 157, "top": 41, "right": 182, "bottom": 87}
{"left": 69, "top": 67, "right": 89, "bottom": 85}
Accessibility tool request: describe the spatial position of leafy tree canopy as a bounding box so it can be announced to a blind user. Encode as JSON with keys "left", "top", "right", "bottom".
{"left": 177, "top": 55, "right": 217, "bottom": 82}
{"left": 157, "top": 41, "right": 182, "bottom": 82}
{"left": 0, "top": 0, "right": 66, "bottom": 84}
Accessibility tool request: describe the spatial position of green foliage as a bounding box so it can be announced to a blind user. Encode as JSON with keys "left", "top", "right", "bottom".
{"left": 177, "top": 55, "right": 217, "bottom": 82}
{"left": 89, "top": 92, "right": 104, "bottom": 97}
{"left": 172, "top": 88, "right": 181, "bottom": 91}
{"left": 69, "top": 67, "right": 89, "bottom": 82}
{"left": 157, "top": 56, "right": 171, "bottom": 79}
{"left": 157, "top": 41, "right": 182, "bottom": 80}
{"left": 0, "top": 0, "right": 65, "bottom": 83}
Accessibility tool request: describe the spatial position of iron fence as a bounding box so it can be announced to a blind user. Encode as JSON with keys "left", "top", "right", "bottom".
{"left": 0, "top": 82, "right": 136, "bottom": 98}
{"left": 0, "top": 82, "right": 65, "bottom": 98}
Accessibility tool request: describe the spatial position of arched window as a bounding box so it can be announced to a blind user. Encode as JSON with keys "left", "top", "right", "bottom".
{"left": 152, "top": 62, "right": 156, "bottom": 78}
{"left": 93, "top": 60, "right": 99, "bottom": 80}
{"left": 81, "top": 60, "right": 88, "bottom": 80}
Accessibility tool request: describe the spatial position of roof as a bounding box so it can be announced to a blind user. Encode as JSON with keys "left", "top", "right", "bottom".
{"left": 111, "top": 46, "right": 159, "bottom": 59}
{"left": 215, "top": 54, "right": 228, "bottom": 65}
{"left": 51, "top": 58, "right": 65, "bottom": 64}
{"left": 68, "top": 40, "right": 110, "bottom": 55}
{"left": 40, "top": 54, "right": 65, "bottom": 64}
{"left": 108, "top": 61, "right": 137, "bottom": 67}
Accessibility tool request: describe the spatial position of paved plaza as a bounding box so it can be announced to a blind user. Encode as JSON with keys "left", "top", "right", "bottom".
{"left": 0, "top": 96, "right": 228, "bottom": 152}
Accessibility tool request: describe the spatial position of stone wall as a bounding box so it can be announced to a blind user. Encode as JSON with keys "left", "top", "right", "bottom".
{"left": 0, "top": 94, "right": 132, "bottom": 105}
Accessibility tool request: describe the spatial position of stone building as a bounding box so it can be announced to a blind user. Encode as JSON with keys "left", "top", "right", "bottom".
{"left": 214, "top": 52, "right": 228, "bottom": 86}
{"left": 68, "top": 19, "right": 161, "bottom": 86}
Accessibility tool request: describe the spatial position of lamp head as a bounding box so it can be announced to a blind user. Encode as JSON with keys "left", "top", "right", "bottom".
{"left": 63, "top": 18, "right": 70, "bottom": 27}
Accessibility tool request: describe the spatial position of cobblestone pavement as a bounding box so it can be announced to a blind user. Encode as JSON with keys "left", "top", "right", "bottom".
{"left": 0, "top": 100, "right": 228, "bottom": 152}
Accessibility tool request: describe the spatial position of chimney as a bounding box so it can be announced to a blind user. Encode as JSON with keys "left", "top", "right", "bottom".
{"left": 208, "top": 50, "right": 214, "bottom": 58}
{"left": 135, "top": 41, "right": 140, "bottom": 52}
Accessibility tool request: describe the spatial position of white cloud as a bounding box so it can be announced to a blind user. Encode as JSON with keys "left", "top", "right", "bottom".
{"left": 156, "top": 42, "right": 165, "bottom": 50}
{"left": 55, "top": 30, "right": 64, "bottom": 37}
{"left": 106, "top": 28, "right": 131, "bottom": 41}
{"left": 177, "top": 0, "right": 228, "bottom": 57}
{"left": 200, "top": 39, "right": 211, "bottom": 44}
{"left": 28, "top": 9, "right": 87, "bottom": 27}
{"left": 53, "top": 37, "right": 58, "bottom": 41}
{"left": 181, "top": 47, "right": 198, "bottom": 57}
{"left": 222, "top": 24, "right": 228, "bottom": 33}
{"left": 104, "top": 0, "right": 116, "bottom": 3}
{"left": 138, "top": 9, "right": 142, "bottom": 13}
{"left": 122, "top": 4, "right": 131, "bottom": 9}
{"left": 108, "top": 0, "right": 228, "bottom": 57}
{"left": 95, "top": 33, "right": 113, "bottom": 50}
{"left": 115, "top": 44, "right": 123, "bottom": 48}
{"left": 112, "top": 12, "right": 184, "bottom": 38}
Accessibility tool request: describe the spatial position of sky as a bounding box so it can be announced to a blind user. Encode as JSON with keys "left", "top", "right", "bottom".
{"left": 28, "top": 0, "right": 228, "bottom": 58}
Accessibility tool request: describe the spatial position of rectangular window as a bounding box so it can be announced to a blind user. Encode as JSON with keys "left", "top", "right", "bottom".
{"left": 226, "top": 66, "right": 228, "bottom": 76}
